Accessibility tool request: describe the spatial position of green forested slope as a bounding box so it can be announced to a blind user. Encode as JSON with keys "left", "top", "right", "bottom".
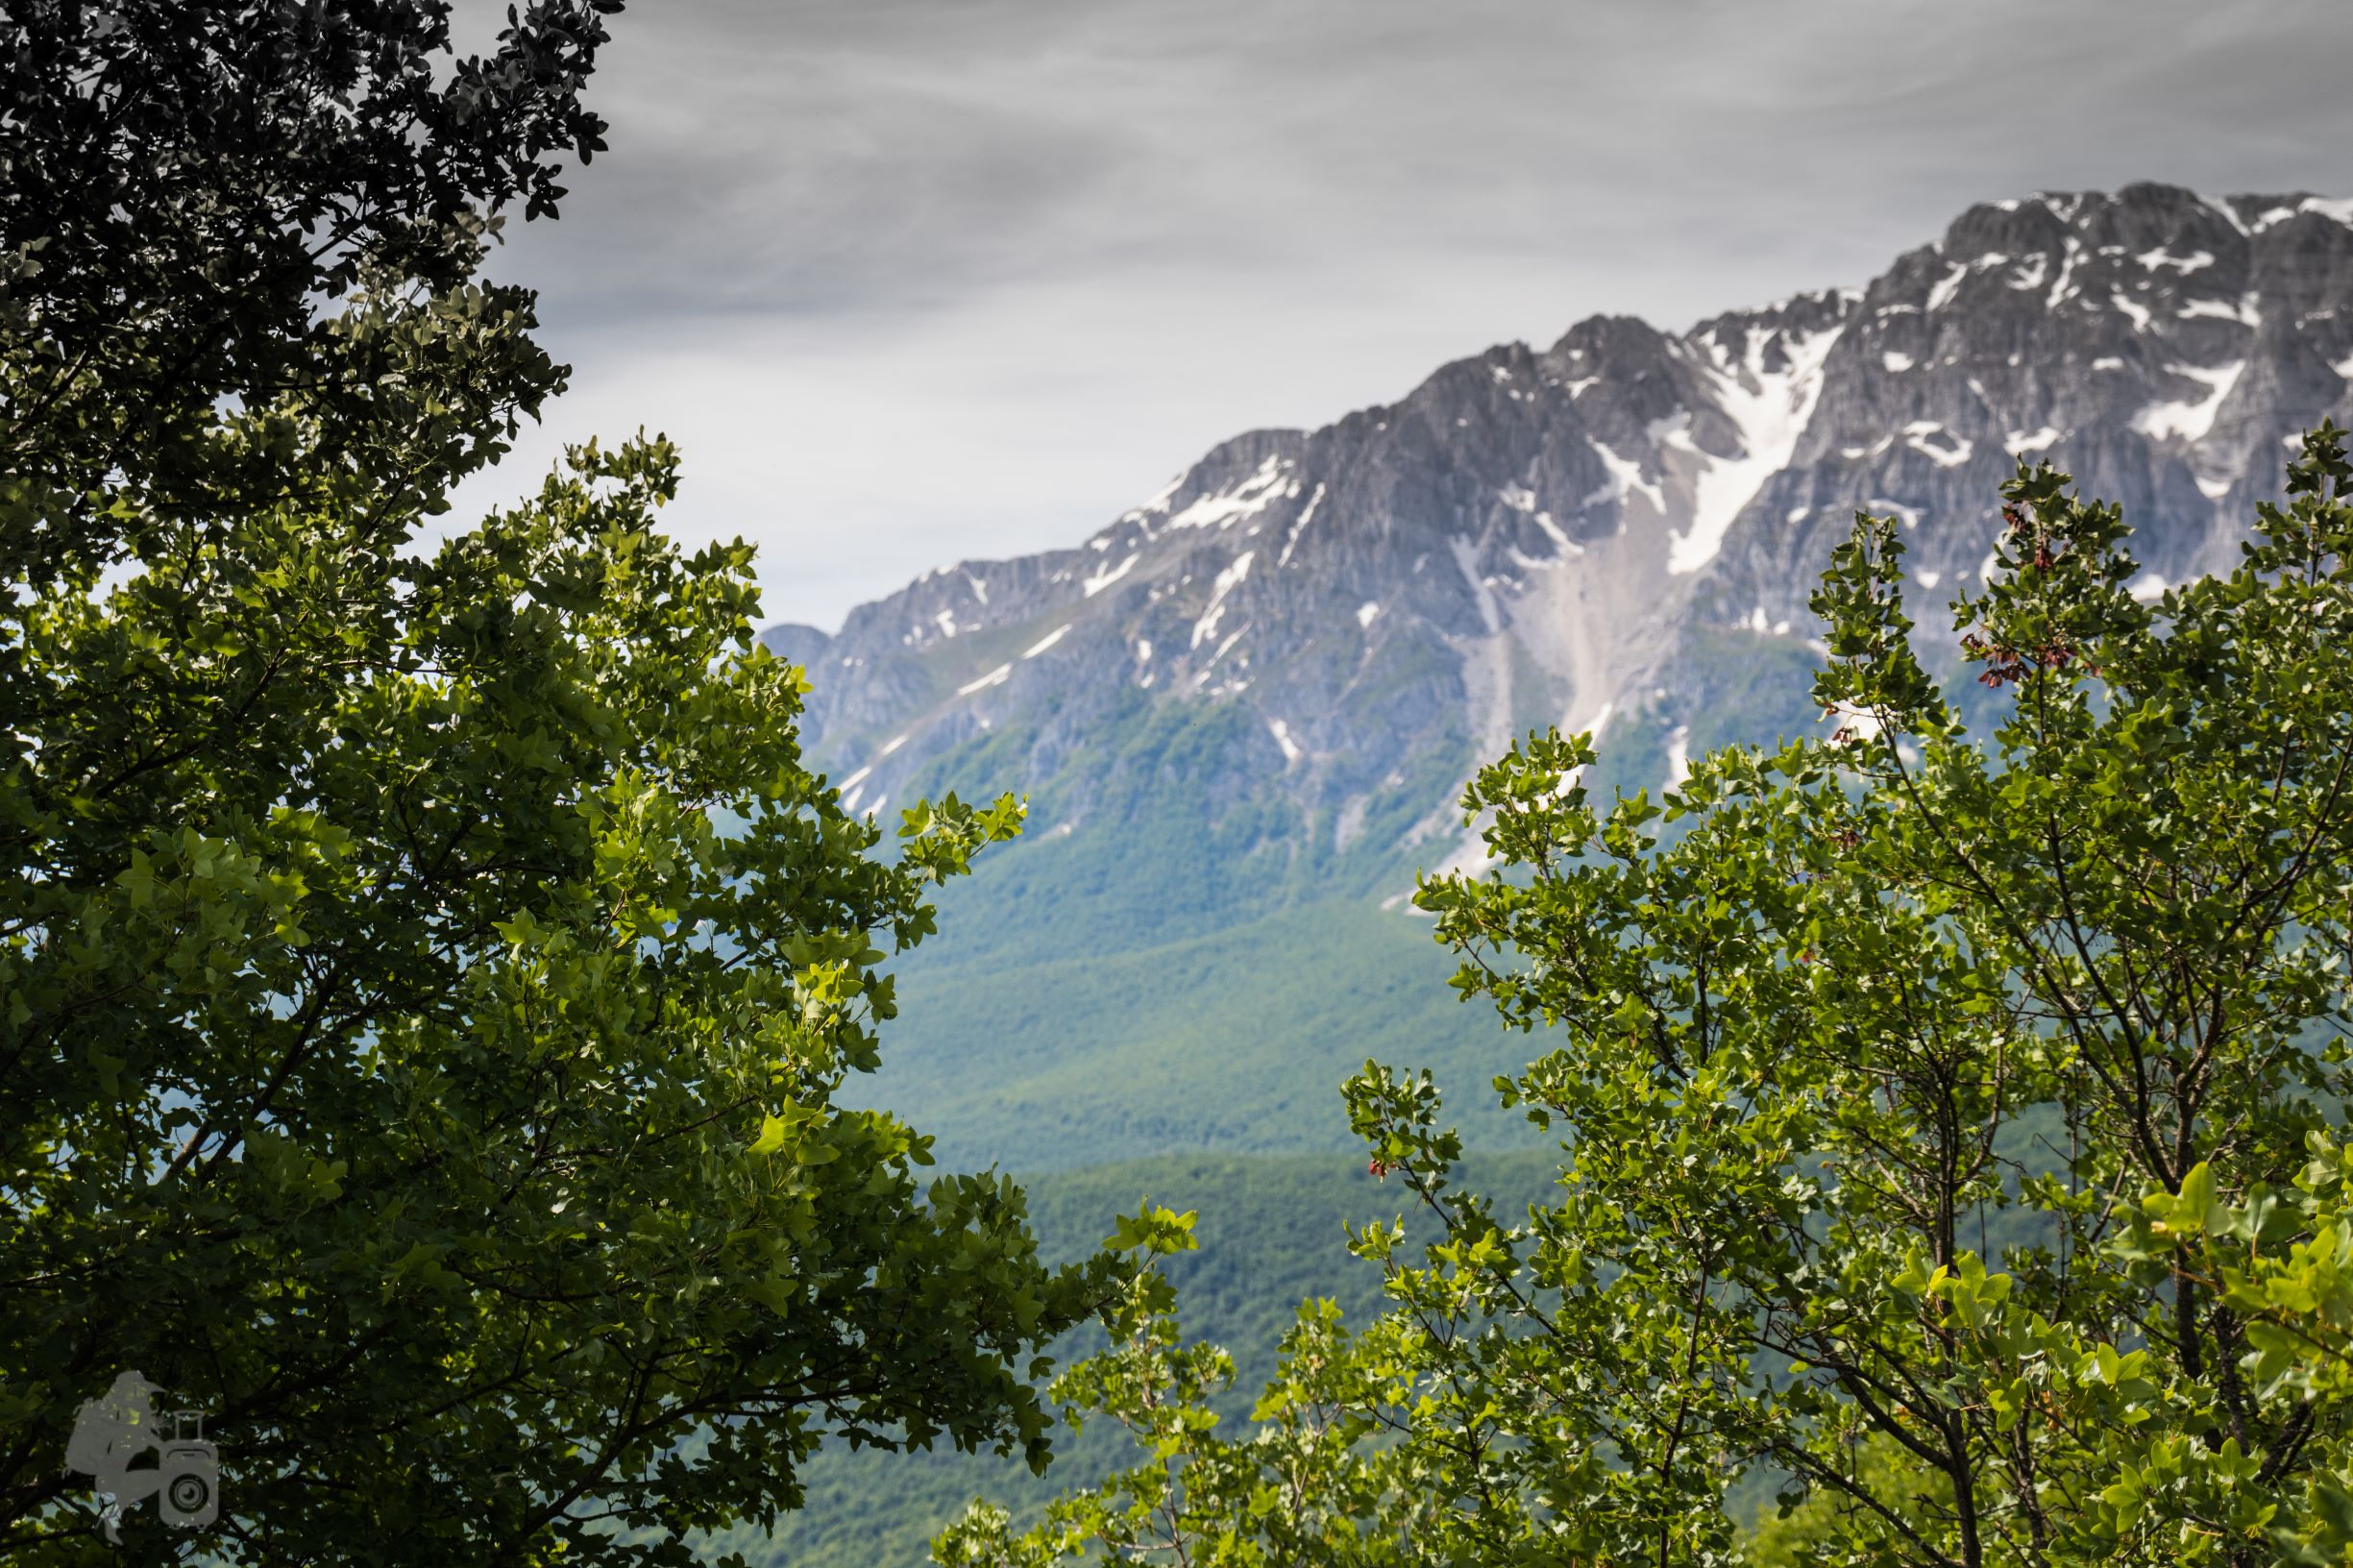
{"left": 705, "top": 1151, "right": 1562, "bottom": 1567}
{"left": 752, "top": 636, "right": 1843, "bottom": 1562}
{"left": 847, "top": 898, "right": 1545, "bottom": 1171}
{"left": 824, "top": 602, "right": 1862, "bottom": 1176}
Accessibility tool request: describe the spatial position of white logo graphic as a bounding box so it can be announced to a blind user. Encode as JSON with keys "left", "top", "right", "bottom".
{"left": 64, "top": 1372, "right": 220, "bottom": 1542}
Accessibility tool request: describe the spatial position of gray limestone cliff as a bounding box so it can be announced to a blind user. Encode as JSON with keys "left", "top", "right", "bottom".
{"left": 771, "top": 184, "right": 2353, "bottom": 916}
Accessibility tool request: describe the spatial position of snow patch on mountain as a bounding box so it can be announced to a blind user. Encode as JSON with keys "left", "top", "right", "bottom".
{"left": 1191, "top": 551, "right": 1256, "bottom": 648}
{"left": 1586, "top": 441, "right": 1664, "bottom": 513}
{"left": 1904, "top": 421, "right": 1974, "bottom": 468}
{"left": 1664, "top": 724, "right": 1692, "bottom": 791}
{"left": 1276, "top": 482, "right": 1327, "bottom": 568}
{"left": 2177, "top": 293, "right": 2262, "bottom": 327}
{"left": 2252, "top": 196, "right": 2353, "bottom": 231}
{"left": 1129, "top": 473, "right": 1185, "bottom": 518}
{"left": 2132, "top": 361, "right": 2245, "bottom": 443}
{"left": 2140, "top": 246, "right": 2213, "bottom": 273}
{"left": 1669, "top": 322, "right": 1842, "bottom": 574}
{"left": 1084, "top": 552, "right": 1139, "bottom": 597}
{"left": 1166, "top": 455, "right": 1294, "bottom": 530}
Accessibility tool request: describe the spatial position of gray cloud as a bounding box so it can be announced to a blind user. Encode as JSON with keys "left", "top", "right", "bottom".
{"left": 450, "top": 0, "right": 2353, "bottom": 627}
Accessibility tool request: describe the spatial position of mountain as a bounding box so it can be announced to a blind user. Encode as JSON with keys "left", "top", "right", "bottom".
{"left": 764, "top": 184, "right": 2353, "bottom": 1171}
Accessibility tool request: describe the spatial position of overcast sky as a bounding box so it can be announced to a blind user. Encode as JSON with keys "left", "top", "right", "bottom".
{"left": 449, "top": 0, "right": 2353, "bottom": 632}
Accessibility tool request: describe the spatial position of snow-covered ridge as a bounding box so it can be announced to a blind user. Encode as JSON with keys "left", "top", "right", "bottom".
{"left": 1668, "top": 320, "right": 1844, "bottom": 574}
{"left": 2250, "top": 195, "right": 2353, "bottom": 232}
{"left": 1163, "top": 454, "right": 1297, "bottom": 531}
{"left": 786, "top": 183, "right": 2353, "bottom": 845}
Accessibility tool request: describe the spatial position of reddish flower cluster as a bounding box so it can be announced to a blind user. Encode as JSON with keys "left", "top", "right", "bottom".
{"left": 1962, "top": 630, "right": 2082, "bottom": 688}
{"left": 1997, "top": 504, "right": 2060, "bottom": 569}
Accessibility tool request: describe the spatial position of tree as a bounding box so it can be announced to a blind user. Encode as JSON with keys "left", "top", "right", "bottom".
{"left": 968, "top": 432, "right": 2353, "bottom": 1567}
{"left": 1342, "top": 430, "right": 2353, "bottom": 1565}
{"left": 2, "top": 427, "right": 1116, "bottom": 1563}
{"left": 2, "top": 5, "right": 1119, "bottom": 1560}
{"left": 0, "top": 0, "right": 622, "bottom": 589}
{"left": 933, "top": 1212, "right": 1434, "bottom": 1568}
{"left": 2130, "top": 1137, "right": 2353, "bottom": 1566}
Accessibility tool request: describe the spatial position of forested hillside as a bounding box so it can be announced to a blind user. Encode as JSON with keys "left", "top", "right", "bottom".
{"left": 729, "top": 187, "right": 2353, "bottom": 1568}
{"left": 774, "top": 183, "right": 2353, "bottom": 1178}
{"left": 704, "top": 1153, "right": 1563, "bottom": 1567}
{"left": 919, "top": 435, "right": 2353, "bottom": 1568}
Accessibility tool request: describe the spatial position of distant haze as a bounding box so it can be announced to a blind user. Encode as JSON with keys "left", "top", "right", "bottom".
{"left": 448, "top": 0, "right": 2353, "bottom": 630}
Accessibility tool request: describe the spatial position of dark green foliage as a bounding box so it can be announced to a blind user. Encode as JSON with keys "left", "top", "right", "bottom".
{"left": 933, "top": 1216, "right": 1432, "bottom": 1568}
{"left": 0, "top": 0, "right": 628, "bottom": 590}
{"left": 0, "top": 434, "right": 1115, "bottom": 1563}
{"left": 1336, "top": 440, "right": 2353, "bottom": 1564}
{"left": 0, "top": 8, "right": 1127, "bottom": 1557}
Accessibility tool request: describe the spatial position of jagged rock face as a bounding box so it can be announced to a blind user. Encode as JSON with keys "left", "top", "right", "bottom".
{"left": 769, "top": 184, "right": 2353, "bottom": 893}
{"left": 1708, "top": 184, "right": 2353, "bottom": 632}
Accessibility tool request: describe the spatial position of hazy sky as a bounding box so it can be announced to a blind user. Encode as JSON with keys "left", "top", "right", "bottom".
{"left": 450, "top": 0, "right": 2353, "bottom": 631}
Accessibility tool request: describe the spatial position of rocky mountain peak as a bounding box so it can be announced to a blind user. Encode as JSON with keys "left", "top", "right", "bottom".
{"left": 775, "top": 186, "right": 2353, "bottom": 899}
